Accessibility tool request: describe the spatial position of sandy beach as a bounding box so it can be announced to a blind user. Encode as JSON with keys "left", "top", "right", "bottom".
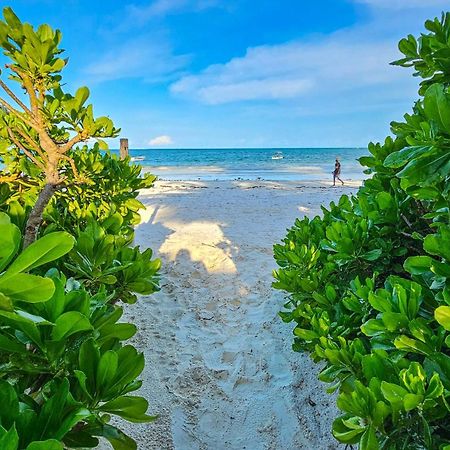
{"left": 112, "top": 179, "right": 361, "bottom": 450}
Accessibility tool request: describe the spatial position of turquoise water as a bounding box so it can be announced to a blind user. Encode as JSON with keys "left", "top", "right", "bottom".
{"left": 111, "top": 147, "right": 368, "bottom": 181}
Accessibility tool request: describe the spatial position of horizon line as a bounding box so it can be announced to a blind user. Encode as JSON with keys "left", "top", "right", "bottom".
{"left": 110, "top": 146, "right": 368, "bottom": 150}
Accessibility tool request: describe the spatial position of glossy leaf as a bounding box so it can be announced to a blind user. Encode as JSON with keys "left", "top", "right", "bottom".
{"left": 6, "top": 232, "right": 75, "bottom": 275}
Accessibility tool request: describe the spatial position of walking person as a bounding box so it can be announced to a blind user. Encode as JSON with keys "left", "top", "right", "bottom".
{"left": 333, "top": 157, "right": 344, "bottom": 186}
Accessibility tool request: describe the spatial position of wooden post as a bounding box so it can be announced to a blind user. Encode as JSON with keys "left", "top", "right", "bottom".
{"left": 119, "top": 138, "right": 129, "bottom": 160}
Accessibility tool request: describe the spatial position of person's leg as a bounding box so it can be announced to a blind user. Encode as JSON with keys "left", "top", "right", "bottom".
{"left": 333, "top": 173, "right": 336, "bottom": 186}
{"left": 337, "top": 176, "right": 344, "bottom": 185}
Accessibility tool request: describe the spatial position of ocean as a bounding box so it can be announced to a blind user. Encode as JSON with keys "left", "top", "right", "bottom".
{"left": 111, "top": 147, "right": 368, "bottom": 181}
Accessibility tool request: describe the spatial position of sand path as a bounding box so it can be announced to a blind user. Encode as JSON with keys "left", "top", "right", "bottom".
{"left": 117, "top": 180, "right": 359, "bottom": 450}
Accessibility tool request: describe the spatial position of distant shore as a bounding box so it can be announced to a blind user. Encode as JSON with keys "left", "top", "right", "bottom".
{"left": 142, "top": 165, "right": 367, "bottom": 183}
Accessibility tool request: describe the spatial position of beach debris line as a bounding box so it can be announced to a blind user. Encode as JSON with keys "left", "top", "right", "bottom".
{"left": 273, "top": 13, "right": 450, "bottom": 450}
{"left": 0, "top": 7, "right": 161, "bottom": 449}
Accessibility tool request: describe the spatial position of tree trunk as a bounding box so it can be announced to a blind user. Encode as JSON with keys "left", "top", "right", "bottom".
{"left": 23, "top": 182, "right": 58, "bottom": 248}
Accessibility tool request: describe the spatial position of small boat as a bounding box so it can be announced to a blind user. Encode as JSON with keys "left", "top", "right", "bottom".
{"left": 271, "top": 152, "right": 283, "bottom": 160}
{"left": 131, "top": 155, "right": 145, "bottom": 162}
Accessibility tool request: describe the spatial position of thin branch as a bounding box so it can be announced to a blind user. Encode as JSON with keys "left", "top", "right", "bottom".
{"left": 60, "top": 154, "right": 79, "bottom": 178}
{"left": 8, "top": 65, "right": 39, "bottom": 118}
{"left": 0, "top": 78, "right": 31, "bottom": 114}
{"left": 0, "top": 173, "right": 18, "bottom": 183}
{"left": 0, "top": 97, "right": 38, "bottom": 130}
{"left": 61, "top": 132, "right": 85, "bottom": 153}
{"left": 14, "top": 126, "right": 47, "bottom": 161}
{"left": 7, "top": 128, "right": 46, "bottom": 171}
{"left": 400, "top": 213, "right": 412, "bottom": 229}
{"left": 7, "top": 66, "right": 73, "bottom": 158}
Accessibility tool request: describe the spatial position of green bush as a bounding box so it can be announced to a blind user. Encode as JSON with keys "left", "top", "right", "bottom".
{"left": 274, "top": 13, "right": 450, "bottom": 450}
{"left": 0, "top": 213, "right": 154, "bottom": 449}
{"left": 64, "top": 221, "right": 160, "bottom": 304}
{"left": 0, "top": 143, "right": 156, "bottom": 237}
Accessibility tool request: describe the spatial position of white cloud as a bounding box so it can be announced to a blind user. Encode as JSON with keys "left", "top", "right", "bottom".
{"left": 170, "top": 35, "right": 403, "bottom": 104}
{"left": 84, "top": 37, "right": 189, "bottom": 83}
{"left": 149, "top": 135, "right": 173, "bottom": 146}
{"left": 170, "top": 1, "right": 445, "bottom": 105}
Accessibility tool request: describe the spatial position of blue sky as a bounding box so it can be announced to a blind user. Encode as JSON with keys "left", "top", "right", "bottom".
{"left": 2, "top": 0, "right": 449, "bottom": 148}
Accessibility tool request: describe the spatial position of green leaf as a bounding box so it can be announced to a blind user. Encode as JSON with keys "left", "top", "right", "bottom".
{"left": 0, "top": 425, "right": 19, "bottom": 450}
{"left": 435, "top": 306, "right": 450, "bottom": 331}
{"left": 97, "top": 139, "right": 109, "bottom": 150}
{"left": 424, "top": 84, "right": 450, "bottom": 134}
{"left": 51, "top": 311, "right": 92, "bottom": 341}
{"left": 26, "top": 441, "right": 63, "bottom": 450}
{"left": 381, "top": 382, "right": 408, "bottom": 404}
{"left": 99, "top": 396, "right": 155, "bottom": 423}
{"left": 360, "top": 425, "right": 379, "bottom": 450}
{"left": 424, "top": 353, "right": 450, "bottom": 390}
{"left": 381, "top": 312, "right": 408, "bottom": 331}
{"left": 403, "top": 393, "right": 423, "bottom": 411}
{"left": 362, "top": 249, "right": 382, "bottom": 261}
{"left": 394, "top": 335, "right": 432, "bottom": 355}
{"left": 91, "top": 424, "right": 137, "bottom": 450}
{"left": 375, "top": 191, "right": 393, "bottom": 209}
{"left": 404, "top": 256, "right": 433, "bottom": 275}
{"left": 425, "top": 372, "right": 444, "bottom": 399}
{"left": 293, "top": 328, "right": 319, "bottom": 340}
{"left": 0, "top": 273, "right": 55, "bottom": 303}
{"left": 332, "top": 416, "right": 365, "bottom": 444}
{"left": 361, "top": 319, "right": 385, "bottom": 337}
{"left": 0, "top": 221, "right": 21, "bottom": 271}
{"left": 424, "top": 231, "right": 450, "bottom": 262}
{"left": 79, "top": 338, "right": 100, "bottom": 393}
{"left": 384, "top": 146, "right": 433, "bottom": 169}
{"left": 0, "top": 333, "right": 27, "bottom": 353}
{"left": 3, "top": 7, "right": 22, "bottom": 29}
{"left": 6, "top": 232, "right": 75, "bottom": 275}
{"left": 0, "top": 380, "right": 19, "bottom": 423}
{"left": 35, "top": 379, "right": 70, "bottom": 440}
{"left": 96, "top": 350, "right": 118, "bottom": 393}
{"left": 75, "top": 86, "right": 90, "bottom": 107}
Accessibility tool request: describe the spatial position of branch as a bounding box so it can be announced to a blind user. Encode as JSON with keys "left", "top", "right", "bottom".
{"left": 60, "top": 154, "right": 79, "bottom": 178}
{"left": 0, "top": 173, "right": 18, "bottom": 183}
{"left": 0, "top": 97, "right": 38, "bottom": 130}
{"left": 60, "top": 132, "right": 86, "bottom": 153}
{"left": 23, "top": 182, "right": 59, "bottom": 248}
{"left": 6, "top": 65, "right": 71, "bottom": 158}
{"left": 8, "top": 65, "right": 39, "bottom": 118}
{"left": 400, "top": 213, "right": 412, "bottom": 229}
{"left": 7, "top": 65, "right": 58, "bottom": 155}
{"left": 0, "top": 78, "right": 31, "bottom": 114}
{"left": 7, "top": 128, "right": 46, "bottom": 171}
{"left": 14, "top": 126, "right": 47, "bottom": 161}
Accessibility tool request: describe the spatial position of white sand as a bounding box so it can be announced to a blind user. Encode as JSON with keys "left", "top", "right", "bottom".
{"left": 105, "top": 179, "right": 361, "bottom": 450}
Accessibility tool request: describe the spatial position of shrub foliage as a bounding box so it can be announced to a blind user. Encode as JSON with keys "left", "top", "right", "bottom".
{"left": 0, "top": 8, "right": 160, "bottom": 449}
{"left": 274, "top": 13, "right": 450, "bottom": 450}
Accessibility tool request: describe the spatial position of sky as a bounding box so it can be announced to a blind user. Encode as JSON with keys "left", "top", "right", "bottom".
{"left": 1, "top": 0, "right": 449, "bottom": 148}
